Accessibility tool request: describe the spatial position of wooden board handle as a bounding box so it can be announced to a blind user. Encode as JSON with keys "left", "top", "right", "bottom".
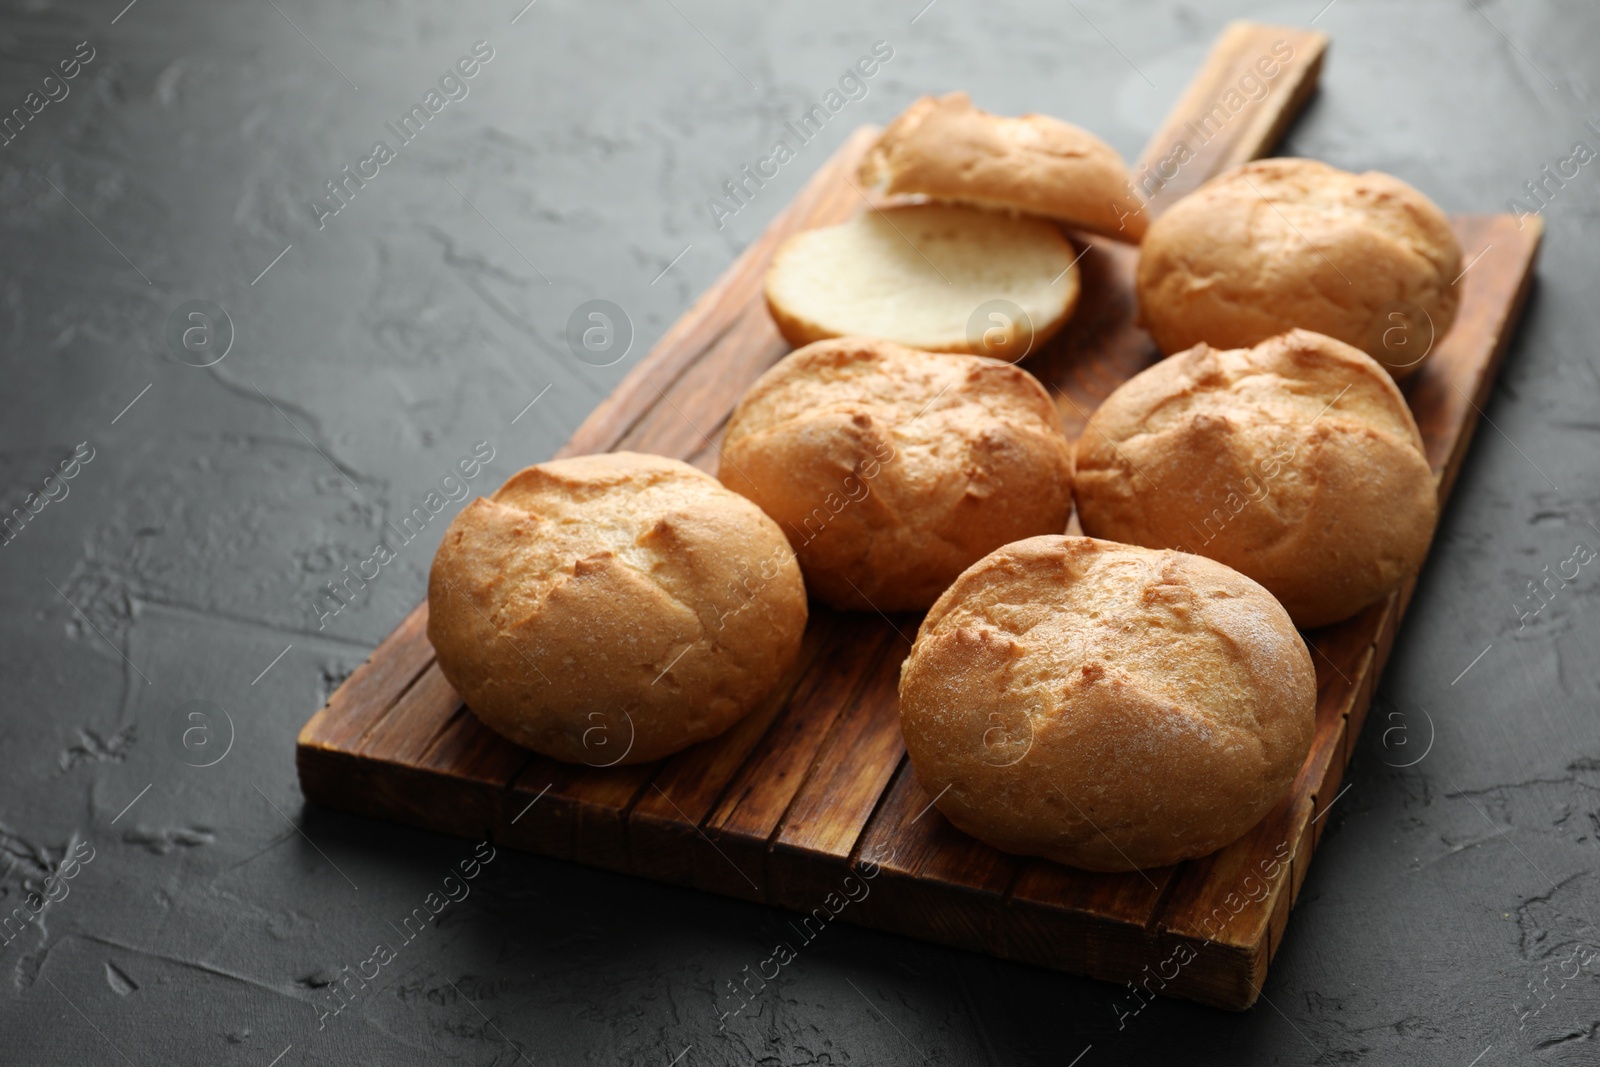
{"left": 1134, "top": 21, "right": 1329, "bottom": 214}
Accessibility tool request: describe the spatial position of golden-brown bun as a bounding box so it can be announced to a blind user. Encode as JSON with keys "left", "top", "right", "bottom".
{"left": 899, "top": 536, "right": 1316, "bottom": 872}
{"left": 764, "top": 203, "right": 1080, "bottom": 355}
{"left": 859, "top": 92, "right": 1148, "bottom": 242}
{"left": 1136, "top": 158, "right": 1461, "bottom": 379}
{"left": 720, "top": 338, "right": 1074, "bottom": 612}
{"left": 427, "top": 452, "right": 807, "bottom": 765}
{"left": 1073, "top": 330, "right": 1438, "bottom": 628}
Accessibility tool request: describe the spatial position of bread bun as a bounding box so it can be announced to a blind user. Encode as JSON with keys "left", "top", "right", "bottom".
{"left": 720, "top": 338, "right": 1073, "bottom": 612}
{"left": 859, "top": 92, "right": 1148, "bottom": 241}
{"left": 1073, "top": 330, "right": 1438, "bottom": 628}
{"left": 1136, "top": 158, "right": 1461, "bottom": 379}
{"left": 899, "top": 536, "right": 1316, "bottom": 872}
{"left": 764, "top": 203, "right": 1079, "bottom": 355}
{"left": 427, "top": 452, "right": 807, "bottom": 765}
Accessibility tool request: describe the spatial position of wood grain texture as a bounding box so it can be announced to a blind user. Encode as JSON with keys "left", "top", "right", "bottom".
{"left": 295, "top": 22, "right": 1543, "bottom": 1010}
{"left": 1135, "top": 22, "right": 1329, "bottom": 211}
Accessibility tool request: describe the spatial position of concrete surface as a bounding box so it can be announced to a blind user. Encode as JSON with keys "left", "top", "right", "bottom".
{"left": 1, "top": 0, "right": 1598, "bottom": 1063}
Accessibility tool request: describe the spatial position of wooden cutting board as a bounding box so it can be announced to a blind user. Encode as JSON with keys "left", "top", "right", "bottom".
{"left": 296, "top": 22, "right": 1542, "bottom": 1010}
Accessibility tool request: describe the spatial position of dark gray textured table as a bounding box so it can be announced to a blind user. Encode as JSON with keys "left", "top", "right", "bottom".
{"left": 2, "top": 1, "right": 1597, "bottom": 1063}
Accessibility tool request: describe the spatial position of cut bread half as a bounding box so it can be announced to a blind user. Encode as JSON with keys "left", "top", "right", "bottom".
{"left": 764, "top": 203, "right": 1080, "bottom": 359}
{"left": 859, "top": 92, "right": 1148, "bottom": 242}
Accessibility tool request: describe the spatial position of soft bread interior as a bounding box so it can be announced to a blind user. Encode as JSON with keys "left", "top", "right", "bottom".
{"left": 764, "top": 203, "right": 1079, "bottom": 356}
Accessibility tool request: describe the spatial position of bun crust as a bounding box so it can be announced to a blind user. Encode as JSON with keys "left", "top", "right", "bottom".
{"left": 898, "top": 536, "right": 1316, "bottom": 872}
{"left": 720, "top": 338, "right": 1074, "bottom": 611}
{"left": 1073, "top": 329, "right": 1439, "bottom": 628}
{"left": 1136, "top": 158, "right": 1461, "bottom": 378}
{"left": 764, "top": 203, "right": 1079, "bottom": 355}
{"left": 427, "top": 452, "right": 807, "bottom": 765}
{"left": 860, "top": 92, "right": 1148, "bottom": 241}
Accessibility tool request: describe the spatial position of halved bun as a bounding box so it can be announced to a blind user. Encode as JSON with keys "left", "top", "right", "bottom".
{"left": 859, "top": 92, "right": 1148, "bottom": 242}
{"left": 765, "top": 203, "right": 1079, "bottom": 356}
